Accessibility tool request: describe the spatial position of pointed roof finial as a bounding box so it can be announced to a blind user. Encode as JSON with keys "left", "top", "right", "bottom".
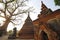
{"left": 41, "top": 1, "right": 48, "bottom": 10}
{"left": 28, "top": 13, "right": 30, "bottom": 18}
{"left": 41, "top": 1, "right": 43, "bottom": 4}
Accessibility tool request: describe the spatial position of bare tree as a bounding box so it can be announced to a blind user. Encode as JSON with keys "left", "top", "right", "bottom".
{"left": 0, "top": 0, "right": 33, "bottom": 33}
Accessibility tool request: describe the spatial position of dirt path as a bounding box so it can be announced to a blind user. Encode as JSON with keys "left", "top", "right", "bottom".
{"left": 0, "top": 35, "right": 34, "bottom": 40}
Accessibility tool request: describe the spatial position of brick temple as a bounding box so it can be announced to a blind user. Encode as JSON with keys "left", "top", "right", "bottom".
{"left": 18, "top": 14, "right": 34, "bottom": 39}
{"left": 33, "top": 1, "right": 60, "bottom": 40}
{"left": 18, "top": 1, "right": 60, "bottom": 40}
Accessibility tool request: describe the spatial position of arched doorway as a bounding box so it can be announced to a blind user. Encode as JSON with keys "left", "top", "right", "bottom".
{"left": 39, "top": 31, "right": 48, "bottom": 40}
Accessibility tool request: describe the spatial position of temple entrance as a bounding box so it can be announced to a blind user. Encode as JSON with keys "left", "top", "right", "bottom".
{"left": 39, "top": 31, "right": 48, "bottom": 40}
{"left": 42, "top": 31, "right": 48, "bottom": 40}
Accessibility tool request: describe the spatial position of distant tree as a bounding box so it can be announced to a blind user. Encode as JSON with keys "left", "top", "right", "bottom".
{"left": 54, "top": 0, "right": 60, "bottom": 6}
{"left": 0, "top": 0, "right": 33, "bottom": 33}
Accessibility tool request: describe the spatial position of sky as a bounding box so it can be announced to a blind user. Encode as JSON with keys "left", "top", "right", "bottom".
{"left": 0, "top": 0, "right": 60, "bottom": 31}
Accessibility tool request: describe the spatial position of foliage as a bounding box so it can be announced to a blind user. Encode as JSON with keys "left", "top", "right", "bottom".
{"left": 54, "top": 0, "right": 60, "bottom": 6}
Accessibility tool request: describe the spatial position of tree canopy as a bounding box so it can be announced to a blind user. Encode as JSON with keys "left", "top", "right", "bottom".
{"left": 54, "top": 0, "right": 60, "bottom": 6}
{"left": 0, "top": 0, "right": 34, "bottom": 31}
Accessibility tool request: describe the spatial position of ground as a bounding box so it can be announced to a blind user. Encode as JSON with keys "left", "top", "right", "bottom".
{"left": 0, "top": 35, "right": 34, "bottom": 40}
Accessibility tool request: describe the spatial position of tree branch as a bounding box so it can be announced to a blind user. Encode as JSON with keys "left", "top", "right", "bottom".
{"left": 12, "top": 13, "right": 22, "bottom": 16}
{"left": 10, "top": 16, "right": 16, "bottom": 21}
{"left": 10, "top": 21, "right": 19, "bottom": 25}
{"left": 11, "top": 5, "right": 19, "bottom": 16}
{"left": 6, "top": 0, "right": 15, "bottom": 3}
{"left": 0, "top": 15, "right": 5, "bottom": 18}
{"left": 7, "top": 9, "right": 12, "bottom": 16}
{"left": 11, "top": 17, "right": 21, "bottom": 21}
{"left": 12, "top": 9, "right": 29, "bottom": 16}
{"left": 7, "top": 0, "right": 28, "bottom": 16}
{"left": 0, "top": 0, "right": 4, "bottom": 3}
{"left": 18, "top": 0, "right": 27, "bottom": 7}
{"left": 0, "top": 9, "right": 5, "bottom": 18}
{"left": 0, "top": 9, "right": 5, "bottom": 13}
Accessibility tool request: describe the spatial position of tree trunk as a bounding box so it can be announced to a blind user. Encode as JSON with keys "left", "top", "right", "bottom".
{"left": 1, "top": 20, "right": 10, "bottom": 30}
{"left": 1, "top": 20, "right": 10, "bottom": 34}
{"left": 0, "top": 16, "right": 11, "bottom": 34}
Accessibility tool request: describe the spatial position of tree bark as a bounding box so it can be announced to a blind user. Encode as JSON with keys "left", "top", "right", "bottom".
{"left": 0, "top": 16, "right": 11, "bottom": 34}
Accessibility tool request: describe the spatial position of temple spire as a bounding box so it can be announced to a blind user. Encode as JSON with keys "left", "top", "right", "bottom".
{"left": 41, "top": 1, "right": 48, "bottom": 11}
{"left": 25, "top": 13, "right": 32, "bottom": 22}
{"left": 18, "top": 12, "right": 34, "bottom": 39}
{"left": 38, "top": 1, "right": 52, "bottom": 17}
